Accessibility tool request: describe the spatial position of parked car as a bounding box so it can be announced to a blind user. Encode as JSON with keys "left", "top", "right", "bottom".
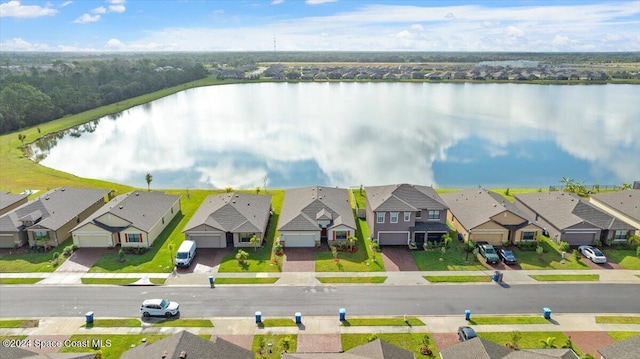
{"left": 458, "top": 326, "right": 477, "bottom": 341}
{"left": 141, "top": 298, "right": 180, "bottom": 318}
{"left": 497, "top": 248, "right": 517, "bottom": 265}
{"left": 476, "top": 241, "right": 500, "bottom": 264}
{"left": 578, "top": 245, "right": 607, "bottom": 264}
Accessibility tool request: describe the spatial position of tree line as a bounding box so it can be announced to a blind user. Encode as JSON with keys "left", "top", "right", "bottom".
{"left": 0, "top": 56, "right": 207, "bottom": 134}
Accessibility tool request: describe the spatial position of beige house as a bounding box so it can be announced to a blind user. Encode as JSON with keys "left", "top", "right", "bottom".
{"left": 0, "top": 187, "right": 109, "bottom": 248}
{"left": 71, "top": 191, "right": 181, "bottom": 248}
{"left": 589, "top": 189, "right": 640, "bottom": 237}
{"left": 441, "top": 189, "right": 541, "bottom": 246}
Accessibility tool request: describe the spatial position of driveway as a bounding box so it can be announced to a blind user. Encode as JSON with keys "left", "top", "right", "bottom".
{"left": 297, "top": 334, "right": 342, "bottom": 353}
{"left": 282, "top": 248, "right": 315, "bottom": 272}
{"left": 54, "top": 248, "right": 103, "bottom": 273}
{"left": 175, "top": 248, "right": 232, "bottom": 274}
{"left": 564, "top": 331, "right": 616, "bottom": 357}
{"left": 380, "top": 247, "right": 418, "bottom": 271}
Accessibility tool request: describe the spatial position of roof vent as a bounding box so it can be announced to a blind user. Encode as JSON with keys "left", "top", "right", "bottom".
{"left": 179, "top": 351, "right": 187, "bottom": 359}
{"left": 162, "top": 350, "right": 168, "bottom": 358}
{"left": 236, "top": 194, "right": 239, "bottom": 197}
{"left": 45, "top": 196, "right": 50, "bottom": 200}
{"left": 136, "top": 192, "right": 140, "bottom": 196}
{"left": 61, "top": 188, "right": 65, "bottom": 191}
{"left": 119, "top": 205, "right": 123, "bottom": 209}
{"left": 232, "top": 200, "right": 236, "bottom": 204}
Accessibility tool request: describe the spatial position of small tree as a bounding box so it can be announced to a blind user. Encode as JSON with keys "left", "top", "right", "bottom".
{"left": 168, "top": 243, "right": 174, "bottom": 266}
{"left": 255, "top": 186, "right": 261, "bottom": 194}
{"left": 347, "top": 235, "right": 356, "bottom": 251}
{"left": 279, "top": 336, "right": 292, "bottom": 353}
{"left": 331, "top": 245, "right": 338, "bottom": 262}
{"left": 507, "top": 330, "right": 521, "bottom": 349}
{"left": 18, "top": 133, "right": 26, "bottom": 144}
{"left": 118, "top": 248, "right": 125, "bottom": 262}
{"left": 225, "top": 186, "right": 233, "bottom": 193}
{"left": 249, "top": 235, "right": 261, "bottom": 252}
{"left": 145, "top": 172, "right": 153, "bottom": 191}
{"left": 464, "top": 239, "right": 475, "bottom": 261}
{"left": 236, "top": 249, "right": 249, "bottom": 263}
{"left": 539, "top": 336, "right": 557, "bottom": 348}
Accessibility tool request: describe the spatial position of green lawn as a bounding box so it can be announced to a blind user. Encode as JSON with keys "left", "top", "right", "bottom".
{"left": 149, "top": 318, "right": 214, "bottom": 327}
{"left": 478, "top": 331, "right": 578, "bottom": 354}
{"left": 603, "top": 248, "right": 640, "bottom": 269}
{"left": 468, "top": 316, "right": 550, "bottom": 325}
{"left": 516, "top": 238, "right": 590, "bottom": 270}
{"left": 0, "top": 237, "right": 74, "bottom": 272}
{"left": 0, "top": 319, "right": 39, "bottom": 328}
{"left": 0, "top": 278, "right": 43, "bottom": 284}
{"left": 341, "top": 317, "right": 424, "bottom": 326}
{"left": 252, "top": 334, "right": 297, "bottom": 359}
{"left": 214, "top": 277, "right": 279, "bottom": 284}
{"left": 60, "top": 334, "right": 168, "bottom": 359}
{"left": 83, "top": 319, "right": 141, "bottom": 327}
{"left": 260, "top": 318, "right": 299, "bottom": 327}
{"left": 81, "top": 277, "right": 166, "bottom": 285}
{"left": 608, "top": 331, "right": 640, "bottom": 341}
{"left": 596, "top": 316, "right": 640, "bottom": 324}
{"left": 424, "top": 275, "right": 491, "bottom": 283}
{"left": 529, "top": 274, "right": 599, "bottom": 282}
{"left": 412, "top": 239, "right": 486, "bottom": 271}
{"left": 342, "top": 333, "right": 438, "bottom": 357}
{"left": 352, "top": 189, "right": 367, "bottom": 209}
{"left": 317, "top": 276, "right": 387, "bottom": 283}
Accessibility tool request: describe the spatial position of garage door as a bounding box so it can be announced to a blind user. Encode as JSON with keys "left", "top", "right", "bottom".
{"left": 74, "top": 234, "right": 111, "bottom": 248}
{"left": 0, "top": 234, "right": 16, "bottom": 248}
{"left": 190, "top": 235, "right": 225, "bottom": 248}
{"left": 471, "top": 232, "right": 504, "bottom": 246}
{"left": 378, "top": 232, "right": 409, "bottom": 245}
{"left": 563, "top": 232, "right": 596, "bottom": 246}
{"left": 281, "top": 234, "right": 316, "bottom": 248}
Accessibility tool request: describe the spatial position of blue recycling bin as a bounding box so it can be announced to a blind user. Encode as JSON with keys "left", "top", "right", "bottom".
{"left": 339, "top": 308, "right": 346, "bottom": 321}
{"left": 493, "top": 271, "right": 501, "bottom": 282}
{"left": 85, "top": 311, "right": 94, "bottom": 324}
{"left": 465, "top": 310, "right": 471, "bottom": 321}
{"left": 295, "top": 312, "right": 302, "bottom": 324}
{"left": 543, "top": 307, "right": 552, "bottom": 320}
{"left": 255, "top": 311, "right": 262, "bottom": 324}
{"left": 208, "top": 276, "right": 215, "bottom": 287}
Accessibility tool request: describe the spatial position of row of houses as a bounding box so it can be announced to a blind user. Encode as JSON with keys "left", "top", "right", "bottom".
{"left": 1, "top": 185, "right": 638, "bottom": 249}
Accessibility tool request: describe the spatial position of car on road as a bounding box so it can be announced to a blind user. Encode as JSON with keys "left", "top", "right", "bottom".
{"left": 497, "top": 248, "right": 517, "bottom": 265}
{"left": 458, "top": 326, "right": 477, "bottom": 341}
{"left": 578, "top": 245, "right": 607, "bottom": 264}
{"left": 476, "top": 241, "right": 500, "bottom": 264}
{"left": 141, "top": 298, "right": 180, "bottom": 318}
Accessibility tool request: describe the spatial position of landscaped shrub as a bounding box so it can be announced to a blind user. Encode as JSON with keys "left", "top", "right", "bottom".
{"left": 62, "top": 245, "right": 74, "bottom": 257}
{"left": 517, "top": 241, "right": 537, "bottom": 251}
{"left": 536, "top": 245, "right": 544, "bottom": 255}
{"left": 371, "top": 241, "right": 380, "bottom": 252}
{"left": 558, "top": 241, "right": 570, "bottom": 252}
{"left": 593, "top": 238, "right": 602, "bottom": 247}
{"left": 123, "top": 247, "right": 148, "bottom": 255}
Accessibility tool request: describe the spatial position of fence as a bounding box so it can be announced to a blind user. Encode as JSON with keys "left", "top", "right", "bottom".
{"left": 549, "top": 184, "right": 621, "bottom": 192}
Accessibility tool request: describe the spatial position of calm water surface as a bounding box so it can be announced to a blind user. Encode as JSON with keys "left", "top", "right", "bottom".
{"left": 30, "top": 82, "right": 640, "bottom": 189}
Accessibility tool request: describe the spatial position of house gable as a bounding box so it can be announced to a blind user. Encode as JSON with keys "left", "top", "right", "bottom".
{"left": 95, "top": 212, "right": 131, "bottom": 227}
{"left": 490, "top": 210, "right": 527, "bottom": 226}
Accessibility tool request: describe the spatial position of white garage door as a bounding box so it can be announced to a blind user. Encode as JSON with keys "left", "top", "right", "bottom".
{"left": 190, "top": 235, "right": 225, "bottom": 248}
{"left": 281, "top": 234, "right": 316, "bottom": 248}
{"left": 74, "top": 234, "right": 111, "bottom": 248}
{"left": 378, "top": 232, "right": 409, "bottom": 246}
{"left": 0, "top": 234, "right": 16, "bottom": 248}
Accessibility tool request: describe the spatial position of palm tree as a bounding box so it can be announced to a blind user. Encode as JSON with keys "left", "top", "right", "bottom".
{"left": 145, "top": 173, "right": 153, "bottom": 191}
{"left": 249, "top": 235, "right": 261, "bottom": 252}
{"left": 539, "top": 336, "right": 557, "bottom": 348}
{"left": 622, "top": 182, "right": 632, "bottom": 190}
{"left": 560, "top": 177, "right": 574, "bottom": 192}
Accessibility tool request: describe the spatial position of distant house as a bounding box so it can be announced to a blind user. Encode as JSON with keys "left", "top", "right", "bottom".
{"left": 514, "top": 192, "right": 636, "bottom": 246}
{"left": 0, "top": 187, "right": 108, "bottom": 248}
{"left": 589, "top": 189, "right": 640, "bottom": 237}
{"left": 283, "top": 339, "right": 414, "bottom": 359}
{"left": 2, "top": 346, "right": 95, "bottom": 358}
{"left": 277, "top": 186, "right": 355, "bottom": 248}
{"left": 440, "top": 337, "right": 578, "bottom": 359}
{"left": 183, "top": 192, "right": 272, "bottom": 248}
{"left": 365, "top": 184, "right": 449, "bottom": 246}
{"left": 121, "top": 330, "right": 253, "bottom": 359}
{"left": 441, "top": 189, "right": 542, "bottom": 246}
{"left": 71, "top": 191, "right": 180, "bottom": 248}
{"left": 0, "top": 191, "right": 28, "bottom": 216}
{"left": 598, "top": 334, "right": 640, "bottom": 359}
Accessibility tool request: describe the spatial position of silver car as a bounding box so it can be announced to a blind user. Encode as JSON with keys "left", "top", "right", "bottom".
{"left": 578, "top": 245, "right": 607, "bottom": 264}
{"left": 141, "top": 298, "right": 180, "bottom": 318}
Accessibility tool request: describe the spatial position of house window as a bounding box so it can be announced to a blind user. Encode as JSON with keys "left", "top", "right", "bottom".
{"left": 614, "top": 230, "right": 628, "bottom": 241}
{"left": 428, "top": 210, "right": 440, "bottom": 220}
{"left": 34, "top": 231, "right": 49, "bottom": 241}
{"left": 416, "top": 211, "right": 422, "bottom": 219}
{"left": 522, "top": 231, "right": 535, "bottom": 241}
{"left": 127, "top": 233, "right": 141, "bottom": 243}
{"left": 335, "top": 231, "right": 348, "bottom": 240}
{"left": 376, "top": 212, "right": 385, "bottom": 223}
{"left": 404, "top": 212, "right": 411, "bottom": 222}
{"left": 240, "top": 233, "right": 254, "bottom": 243}
{"left": 390, "top": 212, "right": 399, "bottom": 223}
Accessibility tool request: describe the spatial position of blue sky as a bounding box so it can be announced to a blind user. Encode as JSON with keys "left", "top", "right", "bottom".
{"left": 1, "top": 0, "right": 639, "bottom": 51}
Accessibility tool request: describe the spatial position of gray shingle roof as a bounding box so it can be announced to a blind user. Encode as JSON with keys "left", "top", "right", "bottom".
{"left": 121, "top": 330, "right": 254, "bottom": 359}
{"left": 598, "top": 334, "right": 640, "bottom": 359}
{"left": 440, "top": 337, "right": 577, "bottom": 359}
{"left": 278, "top": 186, "right": 355, "bottom": 232}
{"left": 282, "top": 339, "right": 414, "bottom": 359}
{"left": 365, "top": 184, "right": 447, "bottom": 212}
{"left": 591, "top": 189, "right": 640, "bottom": 222}
{"left": 183, "top": 192, "right": 272, "bottom": 233}
{"left": 441, "top": 189, "right": 533, "bottom": 230}
{"left": 0, "top": 187, "right": 109, "bottom": 233}
{"left": 73, "top": 191, "right": 180, "bottom": 233}
{"left": 0, "top": 191, "right": 28, "bottom": 211}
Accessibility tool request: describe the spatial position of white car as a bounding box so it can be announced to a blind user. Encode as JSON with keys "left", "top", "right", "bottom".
{"left": 141, "top": 299, "right": 180, "bottom": 318}
{"left": 578, "top": 245, "right": 607, "bottom": 264}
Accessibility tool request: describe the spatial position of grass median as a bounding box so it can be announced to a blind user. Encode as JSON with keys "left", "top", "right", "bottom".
{"left": 341, "top": 317, "right": 425, "bottom": 326}
{"left": 317, "top": 276, "right": 387, "bottom": 284}
{"left": 467, "top": 316, "right": 550, "bottom": 325}
{"left": 529, "top": 274, "right": 599, "bottom": 281}
{"left": 424, "top": 275, "right": 491, "bottom": 283}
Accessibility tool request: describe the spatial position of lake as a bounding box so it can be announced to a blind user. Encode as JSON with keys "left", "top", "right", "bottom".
{"left": 29, "top": 82, "right": 640, "bottom": 190}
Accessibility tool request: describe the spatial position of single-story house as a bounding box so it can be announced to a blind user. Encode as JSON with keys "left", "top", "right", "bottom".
{"left": 71, "top": 191, "right": 181, "bottom": 248}
{"left": 440, "top": 337, "right": 578, "bottom": 359}
{"left": 0, "top": 187, "right": 109, "bottom": 248}
{"left": 121, "top": 330, "right": 254, "bottom": 359}
{"left": 441, "top": 189, "right": 542, "bottom": 246}
{"left": 514, "top": 192, "right": 636, "bottom": 246}
{"left": 1, "top": 346, "right": 96, "bottom": 359}
{"left": 589, "top": 189, "right": 640, "bottom": 237}
{"left": 365, "top": 184, "right": 449, "bottom": 246}
{"left": 277, "top": 186, "right": 356, "bottom": 248}
{"left": 283, "top": 339, "right": 414, "bottom": 359}
{"left": 0, "top": 191, "right": 29, "bottom": 216}
{"left": 598, "top": 334, "right": 640, "bottom": 359}
{"left": 182, "top": 192, "right": 272, "bottom": 248}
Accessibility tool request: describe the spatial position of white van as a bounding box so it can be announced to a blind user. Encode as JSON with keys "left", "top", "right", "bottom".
{"left": 175, "top": 240, "right": 196, "bottom": 267}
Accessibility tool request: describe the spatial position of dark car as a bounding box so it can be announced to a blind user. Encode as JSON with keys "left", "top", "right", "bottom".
{"left": 457, "top": 326, "right": 477, "bottom": 341}
{"left": 476, "top": 241, "right": 500, "bottom": 264}
{"left": 497, "top": 248, "right": 517, "bottom": 265}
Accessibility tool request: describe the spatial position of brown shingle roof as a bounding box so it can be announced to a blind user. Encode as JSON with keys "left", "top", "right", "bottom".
{"left": 183, "top": 193, "right": 272, "bottom": 233}
{"left": 278, "top": 186, "right": 355, "bottom": 232}
{"left": 365, "top": 184, "right": 447, "bottom": 212}
{"left": 121, "top": 331, "right": 254, "bottom": 359}
{"left": 598, "top": 334, "right": 640, "bottom": 359}
{"left": 441, "top": 189, "right": 532, "bottom": 230}
{"left": 590, "top": 189, "right": 640, "bottom": 222}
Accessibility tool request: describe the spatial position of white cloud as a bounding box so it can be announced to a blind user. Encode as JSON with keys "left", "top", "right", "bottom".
{"left": 271, "top": 0, "right": 284, "bottom": 5}
{"left": 74, "top": 13, "right": 100, "bottom": 23}
{"left": 106, "top": 38, "right": 126, "bottom": 49}
{"left": 108, "top": 4, "right": 125, "bottom": 13}
{"left": 552, "top": 34, "right": 570, "bottom": 46}
{"left": 0, "top": 37, "right": 51, "bottom": 50}
{"left": 0, "top": 0, "right": 57, "bottom": 18}
{"left": 410, "top": 24, "right": 424, "bottom": 31}
{"left": 306, "top": 0, "right": 337, "bottom": 5}
{"left": 60, "top": 1, "right": 72, "bottom": 7}
{"left": 92, "top": 6, "right": 106, "bottom": 14}
{"left": 505, "top": 25, "right": 525, "bottom": 37}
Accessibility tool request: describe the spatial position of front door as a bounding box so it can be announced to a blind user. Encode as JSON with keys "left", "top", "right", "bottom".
{"left": 226, "top": 232, "right": 234, "bottom": 247}
{"left": 321, "top": 228, "right": 327, "bottom": 243}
